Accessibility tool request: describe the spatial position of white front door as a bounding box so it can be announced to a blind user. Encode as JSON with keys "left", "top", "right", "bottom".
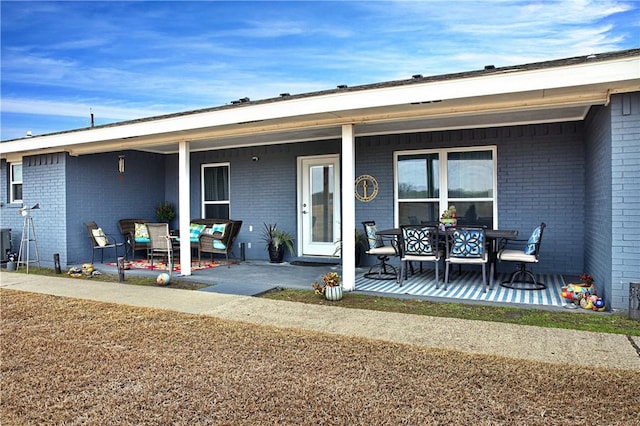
{"left": 298, "top": 155, "right": 341, "bottom": 257}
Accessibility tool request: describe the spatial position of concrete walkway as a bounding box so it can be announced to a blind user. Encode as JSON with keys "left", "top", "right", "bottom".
{"left": 1, "top": 271, "right": 639, "bottom": 371}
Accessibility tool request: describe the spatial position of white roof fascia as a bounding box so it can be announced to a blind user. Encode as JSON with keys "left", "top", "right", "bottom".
{"left": 1, "top": 54, "right": 638, "bottom": 158}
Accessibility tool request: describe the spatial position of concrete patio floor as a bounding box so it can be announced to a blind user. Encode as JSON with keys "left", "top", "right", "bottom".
{"left": 92, "top": 259, "right": 573, "bottom": 311}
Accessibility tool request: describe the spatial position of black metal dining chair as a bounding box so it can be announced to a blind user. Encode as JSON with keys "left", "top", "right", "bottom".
{"left": 362, "top": 221, "right": 399, "bottom": 280}
{"left": 497, "top": 222, "right": 546, "bottom": 290}
{"left": 399, "top": 225, "right": 443, "bottom": 287}
{"left": 444, "top": 227, "right": 489, "bottom": 292}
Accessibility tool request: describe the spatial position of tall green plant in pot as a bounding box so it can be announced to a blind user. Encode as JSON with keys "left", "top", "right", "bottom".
{"left": 261, "top": 223, "right": 295, "bottom": 263}
{"left": 155, "top": 202, "right": 176, "bottom": 228}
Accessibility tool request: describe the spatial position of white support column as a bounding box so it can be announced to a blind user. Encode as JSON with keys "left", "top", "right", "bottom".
{"left": 341, "top": 124, "right": 356, "bottom": 291}
{"left": 178, "top": 141, "right": 192, "bottom": 276}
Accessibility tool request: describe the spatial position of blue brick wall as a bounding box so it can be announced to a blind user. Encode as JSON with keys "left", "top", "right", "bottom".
{"left": 65, "top": 151, "right": 166, "bottom": 264}
{"left": 610, "top": 93, "right": 640, "bottom": 310}
{"left": 0, "top": 154, "right": 67, "bottom": 267}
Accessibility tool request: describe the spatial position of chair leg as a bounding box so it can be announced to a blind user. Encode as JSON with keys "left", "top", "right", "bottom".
{"left": 434, "top": 260, "right": 440, "bottom": 289}
{"left": 500, "top": 262, "right": 545, "bottom": 290}
{"left": 398, "top": 261, "right": 404, "bottom": 286}
{"left": 481, "top": 263, "right": 487, "bottom": 293}
{"left": 364, "top": 255, "right": 397, "bottom": 280}
{"left": 444, "top": 261, "right": 449, "bottom": 290}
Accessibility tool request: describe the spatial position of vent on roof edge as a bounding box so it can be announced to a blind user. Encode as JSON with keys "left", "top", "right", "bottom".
{"left": 484, "top": 65, "right": 495, "bottom": 70}
{"left": 337, "top": 85, "right": 348, "bottom": 89}
{"left": 412, "top": 74, "right": 423, "bottom": 79}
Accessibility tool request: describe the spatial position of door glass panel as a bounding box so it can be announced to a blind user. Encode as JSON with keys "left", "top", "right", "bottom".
{"left": 310, "top": 165, "right": 333, "bottom": 243}
{"left": 447, "top": 151, "right": 493, "bottom": 198}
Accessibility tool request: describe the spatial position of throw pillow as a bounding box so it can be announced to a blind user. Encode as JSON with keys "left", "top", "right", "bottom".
{"left": 134, "top": 223, "right": 149, "bottom": 242}
{"left": 189, "top": 223, "right": 207, "bottom": 241}
{"left": 211, "top": 223, "right": 227, "bottom": 237}
{"left": 524, "top": 227, "right": 542, "bottom": 255}
{"left": 91, "top": 228, "right": 108, "bottom": 247}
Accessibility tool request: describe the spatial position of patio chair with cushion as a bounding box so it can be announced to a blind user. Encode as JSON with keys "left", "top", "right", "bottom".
{"left": 399, "top": 225, "right": 443, "bottom": 287}
{"left": 444, "top": 227, "right": 489, "bottom": 292}
{"left": 118, "top": 219, "right": 149, "bottom": 260}
{"left": 497, "top": 222, "right": 546, "bottom": 290}
{"left": 146, "top": 222, "right": 174, "bottom": 269}
{"left": 362, "top": 221, "right": 399, "bottom": 280}
{"left": 198, "top": 220, "right": 243, "bottom": 267}
{"left": 85, "top": 221, "right": 125, "bottom": 264}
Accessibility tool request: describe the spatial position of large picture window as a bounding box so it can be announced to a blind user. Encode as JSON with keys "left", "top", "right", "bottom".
{"left": 201, "top": 163, "right": 230, "bottom": 219}
{"left": 10, "top": 163, "right": 23, "bottom": 204}
{"left": 395, "top": 147, "right": 496, "bottom": 228}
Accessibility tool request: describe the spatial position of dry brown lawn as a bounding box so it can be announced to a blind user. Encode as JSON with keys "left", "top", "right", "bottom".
{"left": 2, "top": 289, "right": 639, "bottom": 425}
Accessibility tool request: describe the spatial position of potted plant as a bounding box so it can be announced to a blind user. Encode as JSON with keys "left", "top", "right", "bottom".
{"left": 312, "top": 271, "right": 343, "bottom": 301}
{"left": 261, "top": 223, "right": 295, "bottom": 263}
{"left": 155, "top": 202, "right": 176, "bottom": 224}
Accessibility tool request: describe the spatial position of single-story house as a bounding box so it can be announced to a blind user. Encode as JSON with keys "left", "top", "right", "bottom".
{"left": 1, "top": 48, "right": 639, "bottom": 311}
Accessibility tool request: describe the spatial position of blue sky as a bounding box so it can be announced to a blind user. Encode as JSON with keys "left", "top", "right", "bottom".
{"left": 1, "top": 0, "right": 639, "bottom": 141}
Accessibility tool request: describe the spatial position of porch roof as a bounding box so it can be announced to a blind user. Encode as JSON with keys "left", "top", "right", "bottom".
{"left": 2, "top": 48, "right": 639, "bottom": 161}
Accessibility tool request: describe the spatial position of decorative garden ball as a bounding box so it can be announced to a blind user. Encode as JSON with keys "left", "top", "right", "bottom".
{"left": 156, "top": 272, "right": 171, "bottom": 286}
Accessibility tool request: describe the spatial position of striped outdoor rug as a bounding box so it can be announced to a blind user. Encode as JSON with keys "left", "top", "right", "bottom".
{"left": 355, "top": 269, "right": 567, "bottom": 308}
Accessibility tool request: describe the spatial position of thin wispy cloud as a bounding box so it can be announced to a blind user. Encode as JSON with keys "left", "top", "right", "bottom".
{"left": 1, "top": 0, "right": 637, "bottom": 140}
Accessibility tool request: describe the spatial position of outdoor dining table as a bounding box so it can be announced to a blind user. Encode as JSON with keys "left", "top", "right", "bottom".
{"left": 376, "top": 227, "right": 519, "bottom": 282}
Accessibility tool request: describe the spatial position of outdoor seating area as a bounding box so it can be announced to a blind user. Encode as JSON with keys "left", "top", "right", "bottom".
{"left": 116, "top": 218, "right": 243, "bottom": 266}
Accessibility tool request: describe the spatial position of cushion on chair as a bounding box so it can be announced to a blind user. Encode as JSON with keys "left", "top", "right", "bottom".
{"left": 186, "top": 223, "right": 206, "bottom": 243}
{"left": 498, "top": 249, "right": 538, "bottom": 263}
{"left": 213, "top": 240, "right": 227, "bottom": 250}
{"left": 134, "top": 223, "right": 150, "bottom": 243}
{"left": 524, "top": 226, "right": 542, "bottom": 255}
{"left": 91, "top": 228, "right": 108, "bottom": 247}
{"left": 367, "top": 246, "right": 397, "bottom": 256}
{"left": 211, "top": 223, "right": 227, "bottom": 236}
{"left": 450, "top": 229, "right": 485, "bottom": 258}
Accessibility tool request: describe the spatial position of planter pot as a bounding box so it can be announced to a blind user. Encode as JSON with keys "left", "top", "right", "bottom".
{"left": 6, "top": 261, "right": 16, "bottom": 271}
{"left": 268, "top": 244, "right": 285, "bottom": 263}
{"left": 324, "top": 285, "right": 343, "bottom": 301}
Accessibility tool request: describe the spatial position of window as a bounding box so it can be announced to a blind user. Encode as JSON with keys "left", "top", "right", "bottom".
{"left": 395, "top": 147, "right": 496, "bottom": 228}
{"left": 201, "top": 163, "right": 230, "bottom": 219}
{"left": 10, "top": 163, "right": 22, "bottom": 203}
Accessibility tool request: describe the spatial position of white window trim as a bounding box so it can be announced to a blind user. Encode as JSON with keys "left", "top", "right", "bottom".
{"left": 10, "top": 162, "right": 23, "bottom": 204}
{"left": 394, "top": 146, "right": 498, "bottom": 228}
{"left": 201, "top": 162, "right": 230, "bottom": 218}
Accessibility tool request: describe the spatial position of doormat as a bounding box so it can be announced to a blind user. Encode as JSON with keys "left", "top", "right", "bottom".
{"left": 290, "top": 261, "right": 339, "bottom": 267}
{"left": 105, "top": 259, "right": 232, "bottom": 272}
